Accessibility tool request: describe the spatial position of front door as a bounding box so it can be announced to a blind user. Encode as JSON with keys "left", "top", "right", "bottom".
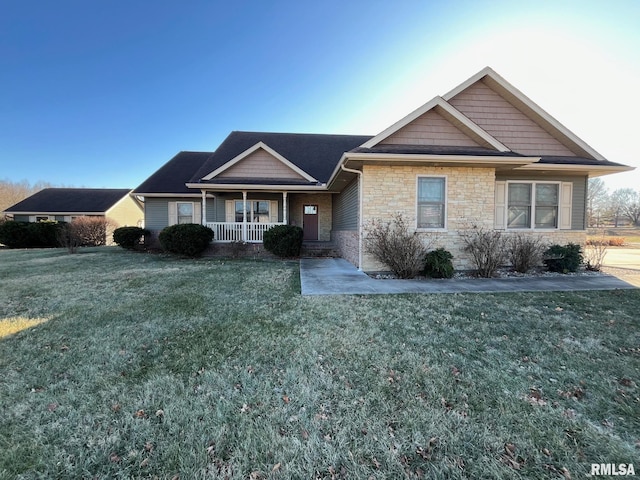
{"left": 303, "top": 205, "right": 319, "bottom": 241}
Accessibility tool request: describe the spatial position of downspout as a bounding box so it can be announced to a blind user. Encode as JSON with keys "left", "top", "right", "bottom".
{"left": 340, "top": 164, "right": 364, "bottom": 271}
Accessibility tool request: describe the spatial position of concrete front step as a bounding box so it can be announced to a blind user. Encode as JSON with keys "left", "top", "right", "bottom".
{"left": 301, "top": 242, "right": 340, "bottom": 258}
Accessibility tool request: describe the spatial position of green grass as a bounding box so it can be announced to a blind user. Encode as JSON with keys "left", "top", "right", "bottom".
{"left": 1, "top": 247, "right": 639, "bottom": 479}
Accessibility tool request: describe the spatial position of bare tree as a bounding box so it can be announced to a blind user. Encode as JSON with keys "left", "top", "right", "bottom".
{"left": 587, "top": 178, "right": 609, "bottom": 227}
{"left": 610, "top": 188, "right": 640, "bottom": 227}
{"left": 0, "top": 179, "right": 53, "bottom": 213}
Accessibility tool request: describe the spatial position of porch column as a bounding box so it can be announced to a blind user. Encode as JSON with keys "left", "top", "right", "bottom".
{"left": 242, "top": 190, "right": 247, "bottom": 242}
{"left": 201, "top": 190, "right": 207, "bottom": 226}
{"left": 282, "top": 191, "right": 288, "bottom": 224}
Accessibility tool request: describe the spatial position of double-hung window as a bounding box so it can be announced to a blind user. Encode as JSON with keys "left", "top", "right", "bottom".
{"left": 234, "top": 200, "right": 270, "bottom": 223}
{"left": 177, "top": 202, "right": 194, "bottom": 224}
{"left": 507, "top": 182, "right": 559, "bottom": 229}
{"left": 417, "top": 176, "right": 446, "bottom": 229}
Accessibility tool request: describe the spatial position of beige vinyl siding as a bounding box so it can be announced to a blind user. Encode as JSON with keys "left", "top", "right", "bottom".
{"left": 380, "top": 109, "right": 480, "bottom": 147}
{"left": 449, "top": 80, "right": 577, "bottom": 156}
{"left": 495, "top": 173, "right": 587, "bottom": 230}
{"left": 218, "top": 149, "right": 306, "bottom": 180}
{"left": 332, "top": 178, "right": 359, "bottom": 230}
{"left": 105, "top": 194, "right": 143, "bottom": 228}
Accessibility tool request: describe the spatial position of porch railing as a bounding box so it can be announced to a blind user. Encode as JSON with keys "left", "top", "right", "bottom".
{"left": 206, "top": 222, "right": 284, "bottom": 243}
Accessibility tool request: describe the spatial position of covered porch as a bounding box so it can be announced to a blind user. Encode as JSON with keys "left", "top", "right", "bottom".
{"left": 199, "top": 189, "right": 331, "bottom": 243}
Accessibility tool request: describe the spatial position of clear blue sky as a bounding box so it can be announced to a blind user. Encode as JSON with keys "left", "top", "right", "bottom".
{"left": 2, "top": 0, "right": 639, "bottom": 191}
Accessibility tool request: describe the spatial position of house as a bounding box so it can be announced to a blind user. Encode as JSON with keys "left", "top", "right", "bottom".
{"left": 133, "top": 67, "right": 632, "bottom": 270}
{"left": 3, "top": 188, "right": 143, "bottom": 244}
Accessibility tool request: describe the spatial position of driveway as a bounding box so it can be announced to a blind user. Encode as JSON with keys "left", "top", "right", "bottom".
{"left": 300, "top": 258, "right": 636, "bottom": 296}
{"left": 601, "top": 247, "right": 640, "bottom": 287}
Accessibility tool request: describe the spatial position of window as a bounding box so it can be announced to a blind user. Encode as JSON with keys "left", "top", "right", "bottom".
{"left": 235, "top": 201, "right": 270, "bottom": 222}
{"left": 507, "top": 182, "right": 559, "bottom": 229}
{"left": 177, "top": 202, "right": 194, "bottom": 224}
{"left": 417, "top": 177, "right": 446, "bottom": 229}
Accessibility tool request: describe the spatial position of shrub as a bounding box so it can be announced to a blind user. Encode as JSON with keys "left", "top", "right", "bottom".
{"left": 0, "top": 220, "right": 63, "bottom": 248}
{"left": 608, "top": 237, "right": 625, "bottom": 246}
{"left": 71, "top": 216, "right": 112, "bottom": 246}
{"left": 263, "top": 225, "right": 304, "bottom": 258}
{"left": 423, "top": 248, "right": 454, "bottom": 278}
{"left": 543, "top": 243, "right": 583, "bottom": 273}
{"left": 506, "top": 233, "right": 545, "bottom": 273}
{"left": 113, "top": 226, "right": 149, "bottom": 250}
{"left": 364, "top": 213, "right": 431, "bottom": 279}
{"left": 159, "top": 223, "right": 214, "bottom": 257}
{"left": 56, "top": 223, "right": 81, "bottom": 253}
{"left": 461, "top": 226, "right": 506, "bottom": 278}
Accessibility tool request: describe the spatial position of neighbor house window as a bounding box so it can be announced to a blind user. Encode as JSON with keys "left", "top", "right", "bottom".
{"left": 235, "top": 201, "right": 270, "bottom": 223}
{"left": 417, "top": 177, "right": 446, "bottom": 229}
{"left": 507, "top": 182, "right": 559, "bottom": 229}
{"left": 177, "top": 202, "right": 194, "bottom": 224}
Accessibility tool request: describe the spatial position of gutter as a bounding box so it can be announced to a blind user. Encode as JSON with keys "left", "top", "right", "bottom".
{"left": 340, "top": 164, "right": 364, "bottom": 271}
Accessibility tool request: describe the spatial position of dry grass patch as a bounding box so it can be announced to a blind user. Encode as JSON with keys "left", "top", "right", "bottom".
{"left": 0, "top": 316, "right": 49, "bottom": 339}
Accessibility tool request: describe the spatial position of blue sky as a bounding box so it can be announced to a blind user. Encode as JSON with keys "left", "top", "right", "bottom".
{"left": 2, "top": 0, "right": 639, "bottom": 191}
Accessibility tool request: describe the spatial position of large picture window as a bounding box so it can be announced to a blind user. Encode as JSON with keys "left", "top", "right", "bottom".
{"left": 507, "top": 182, "right": 558, "bottom": 229}
{"left": 235, "top": 200, "right": 270, "bottom": 223}
{"left": 417, "top": 177, "right": 446, "bottom": 229}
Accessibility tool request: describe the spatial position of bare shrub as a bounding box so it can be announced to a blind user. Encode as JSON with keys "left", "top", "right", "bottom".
{"left": 72, "top": 216, "right": 113, "bottom": 246}
{"left": 364, "top": 213, "right": 431, "bottom": 279}
{"left": 56, "top": 223, "right": 81, "bottom": 253}
{"left": 461, "top": 226, "right": 507, "bottom": 277}
{"left": 506, "top": 233, "right": 545, "bottom": 273}
{"left": 584, "top": 232, "right": 608, "bottom": 271}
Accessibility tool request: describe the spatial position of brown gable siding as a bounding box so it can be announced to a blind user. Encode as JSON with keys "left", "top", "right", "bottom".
{"left": 449, "top": 80, "right": 576, "bottom": 156}
{"left": 380, "top": 109, "right": 480, "bottom": 147}
{"left": 218, "top": 149, "right": 306, "bottom": 180}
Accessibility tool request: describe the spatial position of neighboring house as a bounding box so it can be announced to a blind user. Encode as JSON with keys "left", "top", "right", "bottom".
{"left": 3, "top": 188, "right": 143, "bottom": 244}
{"left": 133, "top": 67, "right": 632, "bottom": 270}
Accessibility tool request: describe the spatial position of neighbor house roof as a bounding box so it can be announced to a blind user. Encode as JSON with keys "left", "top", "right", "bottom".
{"left": 4, "top": 188, "right": 132, "bottom": 214}
{"left": 190, "top": 131, "right": 373, "bottom": 185}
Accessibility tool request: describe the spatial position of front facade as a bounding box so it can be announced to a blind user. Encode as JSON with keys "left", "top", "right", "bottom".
{"left": 133, "top": 67, "right": 632, "bottom": 270}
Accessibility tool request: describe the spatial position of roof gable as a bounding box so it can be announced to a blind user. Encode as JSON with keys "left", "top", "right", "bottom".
{"left": 361, "top": 96, "right": 508, "bottom": 151}
{"left": 443, "top": 67, "right": 605, "bottom": 160}
{"left": 4, "top": 188, "right": 131, "bottom": 214}
{"left": 202, "top": 142, "right": 317, "bottom": 182}
{"left": 191, "top": 132, "right": 372, "bottom": 185}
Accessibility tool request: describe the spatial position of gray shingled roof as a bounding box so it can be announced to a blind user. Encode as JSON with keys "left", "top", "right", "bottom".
{"left": 190, "top": 132, "right": 373, "bottom": 185}
{"left": 133, "top": 151, "right": 213, "bottom": 194}
{"left": 4, "top": 188, "right": 131, "bottom": 213}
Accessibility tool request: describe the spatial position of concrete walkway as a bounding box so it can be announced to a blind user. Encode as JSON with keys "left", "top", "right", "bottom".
{"left": 300, "top": 258, "right": 637, "bottom": 296}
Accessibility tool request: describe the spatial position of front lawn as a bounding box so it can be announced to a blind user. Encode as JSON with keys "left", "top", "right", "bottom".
{"left": 1, "top": 248, "right": 638, "bottom": 479}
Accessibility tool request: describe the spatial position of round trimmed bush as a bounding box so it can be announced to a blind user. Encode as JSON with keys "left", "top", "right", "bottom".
{"left": 159, "top": 223, "right": 214, "bottom": 257}
{"left": 543, "top": 243, "right": 583, "bottom": 273}
{"left": 113, "top": 226, "right": 149, "bottom": 250}
{"left": 423, "top": 248, "right": 454, "bottom": 278}
{"left": 263, "top": 225, "right": 303, "bottom": 257}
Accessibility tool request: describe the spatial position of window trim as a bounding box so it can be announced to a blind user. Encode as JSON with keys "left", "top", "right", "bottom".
{"left": 416, "top": 175, "right": 447, "bottom": 231}
{"left": 176, "top": 201, "right": 195, "bottom": 224}
{"left": 506, "top": 180, "right": 561, "bottom": 230}
{"left": 234, "top": 199, "right": 271, "bottom": 223}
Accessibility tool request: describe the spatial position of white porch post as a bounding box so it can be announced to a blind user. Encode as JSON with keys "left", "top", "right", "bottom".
{"left": 242, "top": 191, "right": 248, "bottom": 242}
{"left": 201, "top": 190, "right": 207, "bottom": 226}
{"left": 282, "top": 191, "right": 288, "bottom": 224}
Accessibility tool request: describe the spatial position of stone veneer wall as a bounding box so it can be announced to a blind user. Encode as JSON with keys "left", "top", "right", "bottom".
{"left": 289, "top": 193, "right": 332, "bottom": 242}
{"left": 332, "top": 230, "right": 359, "bottom": 267}
{"left": 359, "top": 165, "right": 587, "bottom": 271}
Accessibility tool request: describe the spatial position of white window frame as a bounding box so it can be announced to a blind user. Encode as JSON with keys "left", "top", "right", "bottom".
{"left": 506, "top": 181, "right": 560, "bottom": 230}
{"left": 234, "top": 200, "right": 271, "bottom": 223}
{"left": 416, "top": 175, "right": 447, "bottom": 231}
{"left": 177, "top": 202, "right": 195, "bottom": 224}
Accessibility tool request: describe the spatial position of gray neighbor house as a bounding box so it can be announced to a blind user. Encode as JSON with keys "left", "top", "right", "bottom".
{"left": 132, "top": 67, "right": 632, "bottom": 270}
